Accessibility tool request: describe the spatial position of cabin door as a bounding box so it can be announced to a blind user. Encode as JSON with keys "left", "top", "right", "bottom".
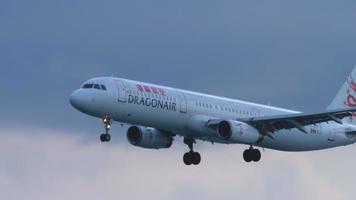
{"left": 114, "top": 80, "right": 128, "bottom": 103}
{"left": 177, "top": 93, "right": 187, "bottom": 113}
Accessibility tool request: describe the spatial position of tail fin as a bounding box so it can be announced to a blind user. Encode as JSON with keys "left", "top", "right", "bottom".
{"left": 328, "top": 66, "right": 356, "bottom": 124}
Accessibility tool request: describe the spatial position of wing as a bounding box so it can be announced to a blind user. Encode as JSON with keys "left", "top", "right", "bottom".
{"left": 240, "top": 108, "right": 356, "bottom": 136}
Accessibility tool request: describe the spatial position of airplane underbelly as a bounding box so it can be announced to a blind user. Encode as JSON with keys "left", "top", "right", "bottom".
{"left": 258, "top": 129, "right": 352, "bottom": 151}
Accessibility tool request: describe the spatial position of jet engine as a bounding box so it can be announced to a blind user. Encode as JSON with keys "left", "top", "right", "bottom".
{"left": 217, "top": 120, "right": 262, "bottom": 144}
{"left": 127, "top": 126, "right": 173, "bottom": 149}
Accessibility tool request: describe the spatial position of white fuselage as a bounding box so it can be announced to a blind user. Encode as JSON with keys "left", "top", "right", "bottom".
{"left": 70, "top": 77, "right": 356, "bottom": 152}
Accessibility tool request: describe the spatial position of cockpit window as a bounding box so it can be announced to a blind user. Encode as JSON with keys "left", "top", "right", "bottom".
{"left": 101, "top": 85, "right": 107, "bottom": 91}
{"left": 82, "top": 83, "right": 107, "bottom": 91}
{"left": 82, "top": 84, "right": 93, "bottom": 89}
{"left": 93, "top": 84, "right": 101, "bottom": 90}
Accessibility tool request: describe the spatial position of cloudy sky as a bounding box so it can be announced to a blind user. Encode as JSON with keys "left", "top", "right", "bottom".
{"left": 1, "top": 0, "right": 356, "bottom": 199}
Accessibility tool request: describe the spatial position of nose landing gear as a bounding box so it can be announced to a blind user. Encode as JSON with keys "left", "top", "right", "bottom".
{"left": 100, "top": 115, "right": 111, "bottom": 142}
{"left": 183, "top": 138, "right": 201, "bottom": 165}
{"left": 243, "top": 146, "right": 261, "bottom": 162}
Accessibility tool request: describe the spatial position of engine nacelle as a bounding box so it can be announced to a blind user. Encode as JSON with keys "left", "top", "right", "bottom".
{"left": 127, "top": 126, "right": 173, "bottom": 149}
{"left": 217, "top": 120, "right": 262, "bottom": 144}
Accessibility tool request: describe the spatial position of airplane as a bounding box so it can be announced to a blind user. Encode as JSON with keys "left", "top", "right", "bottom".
{"left": 70, "top": 67, "right": 356, "bottom": 165}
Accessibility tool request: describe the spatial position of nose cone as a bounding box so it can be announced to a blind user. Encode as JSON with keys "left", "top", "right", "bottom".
{"left": 70, "top": 90, "right": 85, "bottom": 111}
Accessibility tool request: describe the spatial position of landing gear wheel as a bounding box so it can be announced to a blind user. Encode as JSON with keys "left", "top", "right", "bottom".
{"left": 192, "top": 152, "right": 201, "bottom": 165}
{"left": 100, "top": 134, "right": 106, "bottom": 142}
{"left": 243, "top": 148, "right": 261, "bottom": 163}
{"left": 243, "top": 150, "right": 252, "bottom": 162}
{"left": 100, "top": 134, "right": 111, "bottom": 142}
{"left": 183, "top": 152, "right": 201, "bottom": 165}
{"left": 252, "top": 149, "right": 261, "bottom": 162}
{"left": 183, "top": 152, "right": 193, "bottom": 165}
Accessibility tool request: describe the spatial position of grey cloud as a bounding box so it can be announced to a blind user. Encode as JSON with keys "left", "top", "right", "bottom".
{"left": 0, "top": 128, "right": 354, "bottom": 200}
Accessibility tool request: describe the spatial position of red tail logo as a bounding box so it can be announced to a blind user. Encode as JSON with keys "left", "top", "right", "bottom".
{"left": 347, "top": 75, "right": 356, "bottom": 92}
{"left": 346, "top": 93, "right": 356, "bottom": 107}
{"left": 344, "top": 76, "right": 356, "bottom": 121}
{"left": 345, "top": 76, "right": 356, "bottom": 107}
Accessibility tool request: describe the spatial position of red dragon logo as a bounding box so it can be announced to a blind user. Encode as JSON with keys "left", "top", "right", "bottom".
{"left": 344, "top": 76, "right": 356, "bottom": 121}
{"left": 347, "top": 75, "right": 356, "bottom": 93}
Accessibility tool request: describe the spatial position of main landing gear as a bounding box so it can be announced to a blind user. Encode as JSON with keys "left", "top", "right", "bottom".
{"left": 243, "top": 146, "right": 261, "bottom": 163}
{"left": 100, "top": 115, "right": 111, "bottom": 142}
{"left": 183, "top": 138, "right": 201, "bottom": 166}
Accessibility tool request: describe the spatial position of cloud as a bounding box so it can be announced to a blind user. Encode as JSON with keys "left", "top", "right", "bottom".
{"left": 0, "top": 128, "right": 354, "bottom": 200}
